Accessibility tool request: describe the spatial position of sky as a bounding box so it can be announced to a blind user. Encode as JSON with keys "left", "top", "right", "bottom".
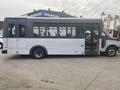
{"left": 0, "top": 0, "right": 120, "bottom": 20}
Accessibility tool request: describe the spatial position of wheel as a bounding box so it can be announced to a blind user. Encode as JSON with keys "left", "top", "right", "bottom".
{"left": 106, "top": 46, "right": 117, "bottom": 57}
{"left": 32, "top": 48, "right": 45, "bottom": 59}
{"left": 0, "top": 43, "right": 3, "bottom": 49}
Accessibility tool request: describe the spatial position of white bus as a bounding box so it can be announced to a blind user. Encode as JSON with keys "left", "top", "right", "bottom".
{"left": 1, "top": 17, "right": 120, "bottom": 58}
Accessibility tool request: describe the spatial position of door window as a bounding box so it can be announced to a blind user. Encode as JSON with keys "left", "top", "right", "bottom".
{"left": 85, "top": 24, "right": 92, "bottom": 40}
{"left": 8, "top": 24, "right": 16, "bottom": 37}
{"left": 92, "top": 24, "right": 99, "bottom": 49}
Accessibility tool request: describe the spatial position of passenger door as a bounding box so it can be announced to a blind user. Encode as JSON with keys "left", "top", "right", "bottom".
{"left": 85, "top": 24, "right": 100, "bottom": 55}
{"left": 7, "top": 19, "right": 17, "bottom": 50}
{"left": 16, "top": 19, "right": 27, "bottom": 53}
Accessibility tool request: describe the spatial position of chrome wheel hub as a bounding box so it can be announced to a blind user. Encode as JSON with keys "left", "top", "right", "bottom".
{"left": 108, "top": 49, "right": 115, "bottom": 56}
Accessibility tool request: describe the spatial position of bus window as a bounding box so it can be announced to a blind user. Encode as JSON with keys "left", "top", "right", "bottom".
{"left": 33, "top": 26, "right": 39, "bottom": 38}
{"left": 59, "top": 27, "right": 66, "bottom": 37}
{"left": 19, "top": 25, "right": 25, "bottom": 37}
{"left": 40, "top": 27, "right": 46, "bottom": 37}
{"left": 47, "top": 27, "right": 57, "bottom": 37}
{"left": 67, "top": 27, "right": 72, "bottom": 37}
{"left": 77, "top": 24, "right": 84, "bottom": 38}
{"left": 93, "top": 24, "right": 99, "bottom": 35}
{"left": 71, "top": 27, "right": 76, "bottom": 37}
{"left": 8, "top": 24, "right": 16, "bottom": 37}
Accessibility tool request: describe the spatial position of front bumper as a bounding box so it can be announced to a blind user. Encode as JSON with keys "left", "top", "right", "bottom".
{"left": 1, "top": 50, "right": 7, "bottom": 54}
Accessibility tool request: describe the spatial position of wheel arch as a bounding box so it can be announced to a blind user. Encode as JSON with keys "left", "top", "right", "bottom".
{"left": 30, "top": 45, "right": 48, "bottom": 55}
{"left": 106, "top": 45, "right": 118, "bottom": 51}
{"left": 0, "top": 42, "right": 3, "bottom": 49}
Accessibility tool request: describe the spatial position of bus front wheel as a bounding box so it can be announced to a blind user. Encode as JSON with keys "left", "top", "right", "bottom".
{"left": 32, "top": 48, "right": 45, "bottom": 59}
{"left": 105, "top": 46, "right": 117, "bottom": 57}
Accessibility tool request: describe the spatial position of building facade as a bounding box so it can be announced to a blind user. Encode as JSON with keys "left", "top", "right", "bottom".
{"left": 23, "top": 9, "right": 75, "bottom": 18}
{"left": 102, "top": 14, "right": 120, "bottom": 38}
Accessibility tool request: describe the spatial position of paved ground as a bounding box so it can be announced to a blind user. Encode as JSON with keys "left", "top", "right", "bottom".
{"left": 0, "top": 52, "right": 120, "bottom": 90}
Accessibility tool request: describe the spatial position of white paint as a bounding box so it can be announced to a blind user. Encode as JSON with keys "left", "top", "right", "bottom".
{"left": 4, "top": 38, "right": 85, "bottom": 55}
{"left": 101, "top": 40, "right": 120, "bottom": 51}
{"left": 3, "top": 38, "right": 120, "bottom": 55}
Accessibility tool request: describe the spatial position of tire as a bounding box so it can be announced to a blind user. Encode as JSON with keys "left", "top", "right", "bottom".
{"left": 105, "top": 46, "right": 117, "bottom": 57}
{"left": 32, "top": 48, "right": 45, "bottom": 59}
{"left": 0, "top": 42, "right": 3, "bottom": 49}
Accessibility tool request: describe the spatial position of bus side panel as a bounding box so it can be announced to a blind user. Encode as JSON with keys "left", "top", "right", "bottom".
{"left": 7, "top": 38, "right": 18, "bottom": 54}
{"left": 7, "top": 38, "right": 17, "bottom": 49}
{"left": 26, "top": 38, "right": 85, "bottom": 55}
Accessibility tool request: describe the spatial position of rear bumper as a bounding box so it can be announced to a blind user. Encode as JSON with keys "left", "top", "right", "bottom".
{"left": 118, "top": 47, "right": 120, "bottom": 53}
{"left": 1, "top": 50, "right": 7, "bottom": 54}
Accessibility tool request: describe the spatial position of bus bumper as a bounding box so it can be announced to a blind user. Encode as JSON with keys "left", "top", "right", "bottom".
{"left": 1, "top": 50, "right": 7, "bottom": 54}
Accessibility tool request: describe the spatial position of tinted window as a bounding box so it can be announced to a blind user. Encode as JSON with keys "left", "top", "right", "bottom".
{"left": 59, "top": 27, "right": 66, "bottom": 37}
{"left": 59, "top": 23, "right": 79, "bottom": 38}
{"left": 85, "top": 24, "right": 92, "bottom": 39}
{"left": 40, "top": 27, "right": 46, "bottom": 37}
{"left": 47, "top": 27, "right": 58, "bottom": 37}
{"left": 71, "top": 27, "right": 76, "bottom": 37}
{"left": 33, "top": 23, "right": 46, "bottom": 38}
{"left": 8, "top": 24, "right": 16, "bottom": 37}
{"left": 19, "top": 25, "right": 25, "bottom": 37}
{"left": 46, "top": 23, "right": 58, "bottom": 38}
{"left": 93, "top": 24, "right": 99, "bottom": 36}
{"left": 33, "top": 26, "right": 39, "bottom": 37}
{"left": 76, "top": 24, "right": 84, "bottom": 38}
{"left": 67, "top": 27, "right": 72, "bottom": 37}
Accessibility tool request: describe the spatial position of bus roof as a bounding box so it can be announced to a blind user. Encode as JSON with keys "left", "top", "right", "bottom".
{"left": 5, "top": 16, "right": 102, "bottom": 23}
{"left": 5, "top": 16, "right": 101, "bottom": 20}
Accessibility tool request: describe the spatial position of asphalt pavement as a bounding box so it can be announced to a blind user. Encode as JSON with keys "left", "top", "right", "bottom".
{"left": 0, "top": 52, "right": 120, "bottom": 90}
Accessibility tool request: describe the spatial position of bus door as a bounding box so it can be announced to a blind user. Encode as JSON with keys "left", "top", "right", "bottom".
{"left": 7, "top": 19, "right": 18, "bottom": 50}
{"left": 16, "top": 19, "right": 27, "bottom": 52}
{"left": 85, "top": 24, "right": 100, "bottom": 55}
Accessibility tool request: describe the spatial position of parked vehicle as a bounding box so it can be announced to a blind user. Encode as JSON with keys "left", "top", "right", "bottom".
{"left": 1, "top": 17, "right": 120, "bottom": 58}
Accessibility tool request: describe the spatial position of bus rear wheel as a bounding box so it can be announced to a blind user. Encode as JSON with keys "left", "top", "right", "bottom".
{"left": 106, "top": 46, "right": 117, "bottom": 57}
{"left": 32, "top": 48, "right": 45, "bottom": 59}
{"left": 0, "top": 43, "right": 3, "bottom": 49}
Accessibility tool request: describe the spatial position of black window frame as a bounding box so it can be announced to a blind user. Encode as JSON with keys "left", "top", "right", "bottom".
{"left": 32, "top": 22, "right": 46, "bottom": 38}
{"left": 31, "top": 22, "right": 100, "bottom": 39}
